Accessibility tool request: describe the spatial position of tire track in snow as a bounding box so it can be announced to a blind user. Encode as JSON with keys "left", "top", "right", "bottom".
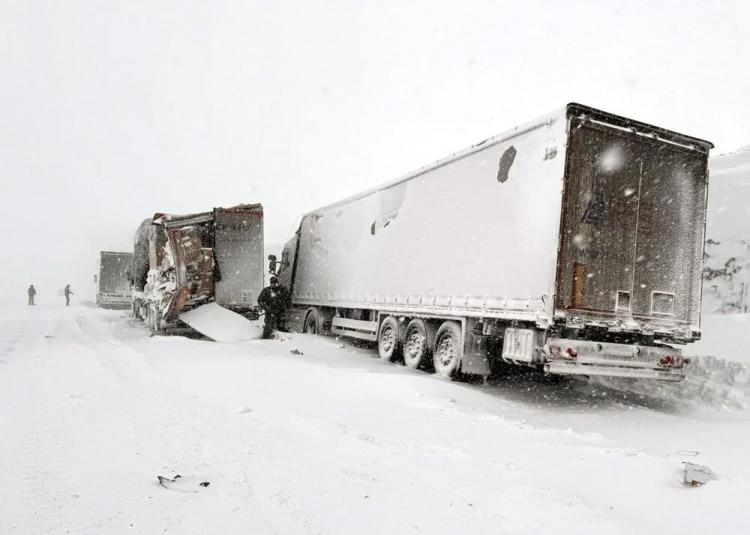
{"left": 0, "top": 307, "right": 92, "bottom": 533}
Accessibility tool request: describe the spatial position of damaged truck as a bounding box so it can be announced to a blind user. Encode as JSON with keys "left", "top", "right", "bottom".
{"left": 131, "top": 204, "right": 264, "bottom": 334}
{"left": 275, "top": 103, "right": 713, "bottom": 381}
{"left": 96, "top": 251, "right": 134, "bottom": 309}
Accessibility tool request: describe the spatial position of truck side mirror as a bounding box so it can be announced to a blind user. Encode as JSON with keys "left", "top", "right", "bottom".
{"left": 268, "top": 254, "right": 289, "bottom": 275}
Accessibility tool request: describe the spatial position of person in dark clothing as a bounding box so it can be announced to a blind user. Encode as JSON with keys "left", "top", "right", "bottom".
{"left": 28, "top": 284, "right": 36, "bottom": 305}
{"left": 258, "top": 276, "right": 290, "bottom": 339}
{"left": 64, "top": 284, "right": 73, "bottom": 306}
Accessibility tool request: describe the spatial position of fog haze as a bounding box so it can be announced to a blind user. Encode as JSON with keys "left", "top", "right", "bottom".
{"left": 1, "top": 0, "right": 748, "bottom": 302}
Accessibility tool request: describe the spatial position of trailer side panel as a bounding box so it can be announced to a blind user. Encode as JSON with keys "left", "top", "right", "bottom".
{"left": 289, "top": 112, "right": 568, "bottom": 323}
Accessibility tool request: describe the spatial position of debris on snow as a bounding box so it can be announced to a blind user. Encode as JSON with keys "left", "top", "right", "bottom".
{"left": 157, "top": 474, "right": 182, "bottom": 489}
{"left": 179, "top": 303, "right": 259, "bottom": 342}
{"left": 157, "top": 474, "right": 211, "bottom": 493}
{"left": 683, "top": 462, "right": 715, "bottom": 487}
{"left": 290, "top": 349, "right": 303, "bottom": 355}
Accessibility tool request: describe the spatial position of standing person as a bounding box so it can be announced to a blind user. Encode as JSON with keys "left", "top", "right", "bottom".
{"left": 64, "top": 284, "right": 74, "bottom": 306}
{"left": 257, "top": 276, "right": 290, "bottom": 339}
{"left": 28, "top": 284, "right": 36, "bottom": 305}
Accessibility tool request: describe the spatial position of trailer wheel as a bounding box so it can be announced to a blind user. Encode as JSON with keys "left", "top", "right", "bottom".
{"left": 378, "top": 316, "right": 401, "bottom": 362}
{"left": 304, "top": 309, "right": 320, "bottom": 334}
{"left": 403, "top": 319, "right": 429, "bottom": 369}
{"left": 433, "top": 321, "right": 463, "bottom": 379}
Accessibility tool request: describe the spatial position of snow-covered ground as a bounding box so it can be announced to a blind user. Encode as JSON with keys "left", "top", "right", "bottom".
{"left": 2, "top": 304, "right": 750, "bottom": 534}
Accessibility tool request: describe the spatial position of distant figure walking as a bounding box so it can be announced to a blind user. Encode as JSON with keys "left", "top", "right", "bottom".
{"left": 28, "top": 284, "right": 36, "bottom": 305}
{"left": 258, "top": 276, "right": 290, "bottom": 339}
{"left": 64, "top": 284, "right": 74, "bottom": 306}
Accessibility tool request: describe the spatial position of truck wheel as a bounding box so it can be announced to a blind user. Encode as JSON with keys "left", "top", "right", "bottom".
{"left": 403, "top": 318, "right": 429, "bottom": 369}
{"left": 147, "top": 306, "right": 162, "bottom": 334}
{"left": 304, "top": 309, "right": 320, "bottom": 334}
{"left": 378, "top": 316, "right": 401, "bottom": 362}
{"left": 145, "top": 306, "right": 153, "bottom": 331}
{"left": 433, "top": 321, "right": 463, "bottom": 379}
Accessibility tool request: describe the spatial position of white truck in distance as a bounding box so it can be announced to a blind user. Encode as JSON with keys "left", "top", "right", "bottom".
{"left": 276, "top": 103, "right": 713, "bottom": 381}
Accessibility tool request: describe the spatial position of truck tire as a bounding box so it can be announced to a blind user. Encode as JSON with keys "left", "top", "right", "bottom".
{"left": 433, "top": 321, "right": 463, "bottom": 379}
{"left": 147, "top": 306, "right": 162, "bottom": 334}
{"left": 378, "top": 316, "right": 401, "bottom": 362}
{"left": 304, "top": 308, "right": 320, "bottom": 334}
{"left": 403, "top": 318, "right": 429, "bottom": 369}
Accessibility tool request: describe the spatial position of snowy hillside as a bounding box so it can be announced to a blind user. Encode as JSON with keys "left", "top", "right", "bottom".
{"left": 703, "top": 148, "right": 750, "bottom": 313}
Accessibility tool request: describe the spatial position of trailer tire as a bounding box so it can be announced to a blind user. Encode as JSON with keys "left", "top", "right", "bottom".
{"left": 433, "top": 321, "right": 463, "bottom": 380}
{"left": 303, "top": 308, "right": 321, "bottom": 334}
{"left": 378, "top": 316, "right": 401, "bottom": 362}
{"left": 403, "top": 318, "right": 430, "bottom": 369}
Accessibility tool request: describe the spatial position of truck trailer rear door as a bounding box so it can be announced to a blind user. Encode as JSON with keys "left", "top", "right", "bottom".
{"left": 556, "top": 115, "right": 708, "bottom": 332}
{"left": 213, "top": 206, "right": 264, "bottom": 309}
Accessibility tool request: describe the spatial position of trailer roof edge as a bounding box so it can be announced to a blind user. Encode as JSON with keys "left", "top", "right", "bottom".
{"left": 566, "top": 102, "right": 714, "bottom": 152}
{"left": 300, "top": 103, "right": 714, "bottom": 223}
{"left": 304, "top": 108, "right": 564, "bottom": 218}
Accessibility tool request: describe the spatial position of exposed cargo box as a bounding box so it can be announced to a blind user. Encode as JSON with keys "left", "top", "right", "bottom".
{"left": 131, "top": 204, "right": 264, "bottom": 333}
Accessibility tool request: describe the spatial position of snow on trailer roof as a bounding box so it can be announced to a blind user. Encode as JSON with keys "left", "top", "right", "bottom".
{"left": 567, "top": 103, "right": 714, "bottom": 153}
{"left": 304, "top": 103, "right": 714, "bottom": 218}
{"left": 152, "top": 203, "right": 263, "bottom": 229}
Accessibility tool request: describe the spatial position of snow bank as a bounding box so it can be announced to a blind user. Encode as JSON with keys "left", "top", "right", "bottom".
{"left": 707, "top": 148, "right": 750, "bottom": 242}
{"left": 591, "top": 314, "right": 750, "bottom": 410}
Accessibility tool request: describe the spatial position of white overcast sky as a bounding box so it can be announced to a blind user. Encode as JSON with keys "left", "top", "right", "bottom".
{"left": 1, "top": 0, "right": 749, "bottom": 302}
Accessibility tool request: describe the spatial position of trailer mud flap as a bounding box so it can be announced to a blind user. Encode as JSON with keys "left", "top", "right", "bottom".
{"left": 463, "top": 332, "right": 491, "bottom": 376}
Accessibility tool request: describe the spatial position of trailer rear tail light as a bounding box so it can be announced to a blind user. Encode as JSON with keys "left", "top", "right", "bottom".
{"left": 659, "top": 355, "right": 674, "bottom": 366}
{"left": 659, "top": 355, "right": 689, "bottom": 368}
{"left": 547, "top": 345, "right": 577, "bottom": 360}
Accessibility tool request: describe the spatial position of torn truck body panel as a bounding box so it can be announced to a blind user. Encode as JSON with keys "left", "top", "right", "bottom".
{"left": 277, "top": 103, "right": 712, "bottom": 381}
{"left": 134, "top": 203, "right": 264, "bottom": 331}
{"left": 97, "top": 251, "right": 133, "bottom": 309}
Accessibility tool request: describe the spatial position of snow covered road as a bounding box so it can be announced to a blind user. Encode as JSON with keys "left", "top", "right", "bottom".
{"left": 2, "top": 305, "right": 749, "bottom": 534}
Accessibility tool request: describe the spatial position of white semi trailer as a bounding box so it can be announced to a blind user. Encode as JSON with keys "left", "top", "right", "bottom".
{"left": 276, "top": 103, "right": 712, "bottom": 381}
